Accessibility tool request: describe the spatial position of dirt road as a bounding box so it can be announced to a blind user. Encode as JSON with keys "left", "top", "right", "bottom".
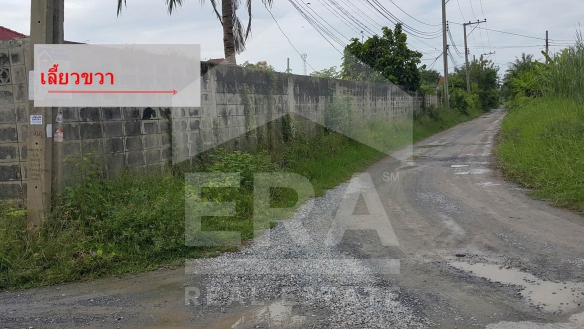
{"left": 1, "top": 109, "right": 583, "bottom": 328}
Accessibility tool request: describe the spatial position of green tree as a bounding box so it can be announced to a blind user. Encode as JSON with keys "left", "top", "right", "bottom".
{"left": 117, "top": 0, "right": 273, "bottom": 65}
{"left": 310, "top": 66, "right": 340, "bottom": 79}
{"left": 501, "top": 53, "right": 537, "bottom": 100}
{"left": 420, "top": 68, "right": 441, "bottom": 87}
{"left": 241, "top": 60, "right": 275, "bottom": 71}
{"left": 340, "top": 24, "right": 424, "bottom": 91}
{"left": 453, "top": 56, "right": 500, "bottom": 111}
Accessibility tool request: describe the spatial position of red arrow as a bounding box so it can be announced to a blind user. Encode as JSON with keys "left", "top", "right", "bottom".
{"left": 48, "top": 89, "right": 177, "bottom": 95}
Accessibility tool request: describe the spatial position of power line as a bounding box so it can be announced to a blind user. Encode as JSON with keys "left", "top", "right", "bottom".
{"left": 287, "top": 0, "right": 346, "bottom": 52}
{"left": 265, "top": 6, "right": 318, "bottom": 72}
{"left": 335, "top": 0, "right": 383, "bottom": 35}
{"left": 478, "top": 0, "right": 492, "bottom": 50}
{"left": 387, "top": 0, "right": 442, "bottom": 27}
{"left": 455, "top": 0, "right": 467, "bottom": 22}
{"left": 467, "top": 44, "right": 545, "bottom": 49}
{"left": 322, "top": 0, "right": 366, "bottom": 36}
{"left": 364, "top": 0, "right": 443, "bottom": 38}
{"left": 449, "top": 22, "right": 546, "bottom": 40}
{"left": 305, "top": 1, "right": 352, "bottom": 42}
{"left": 447, "top": 23, "right": 463, "bottom": 57}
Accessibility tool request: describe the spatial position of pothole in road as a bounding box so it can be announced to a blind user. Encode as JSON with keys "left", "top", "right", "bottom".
{"left": 450, "top": 262, "right": 584, "bottom": 313}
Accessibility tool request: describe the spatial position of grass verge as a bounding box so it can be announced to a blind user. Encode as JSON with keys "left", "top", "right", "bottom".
{"left": 496, "top": 97, "right": 584, "bottom": 211}
{"left": 0, "top": 107, "right": 482, "bottom": 290}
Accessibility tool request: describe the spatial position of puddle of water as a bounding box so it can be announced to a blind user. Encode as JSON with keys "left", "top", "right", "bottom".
{"left": 231, "top": 300, "right": 306, "bottom": 328}
{"left": 450, "top": 262, "right": 584, "bottom": 312}
{"left": 451, "top": 165, "right": 469, "bottom": 168}
{"left": 455, "top": 169, "right": 490, "bottom": 175}
{"left": 487, "top": 311, "right": 584, "bottom": 328}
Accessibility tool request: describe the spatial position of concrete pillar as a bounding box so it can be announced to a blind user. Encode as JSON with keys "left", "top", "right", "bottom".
{"left": 27, "top": 0, "right": 63, "bottom": 227}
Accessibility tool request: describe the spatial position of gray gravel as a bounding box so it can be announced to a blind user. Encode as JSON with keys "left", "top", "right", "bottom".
{"left": 188, "top": 180, "right": 429, "bottom": 328}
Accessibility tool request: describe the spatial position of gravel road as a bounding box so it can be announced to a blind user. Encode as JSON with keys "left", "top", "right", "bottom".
{"left": 1, "top": 108, "right": 583, "bottom": 328}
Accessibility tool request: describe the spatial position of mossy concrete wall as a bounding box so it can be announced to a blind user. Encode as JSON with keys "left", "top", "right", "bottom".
{"left": 0, "top": 37, "right": 417, "bottom": 201}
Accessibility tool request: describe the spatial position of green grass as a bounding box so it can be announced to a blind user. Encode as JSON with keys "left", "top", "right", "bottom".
{"left": 0, "top": 107, "right": 481, "bottom": 290}
{"left": 496, "top": 97, "right": 584, "bottom": 211}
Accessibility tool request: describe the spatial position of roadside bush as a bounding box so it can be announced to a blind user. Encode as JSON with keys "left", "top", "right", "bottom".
{"left": 450, "top": 88, "right": 480, "bottom": 115}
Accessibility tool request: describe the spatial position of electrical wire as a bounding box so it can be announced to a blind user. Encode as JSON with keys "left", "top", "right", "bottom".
{"left": 287, "top": 0, "right": 345, "bottom": 53}
{"left": 387, "top": 0, "right": 442, "bottom": 27}
{"left": 449, "top": 22, "right": 546, "bottom": 40}
{"left": 447, "top": 24, "right": 463, "bottom": 57}
{"left": 265, "top": 7, "right": 318, "bottom": 72}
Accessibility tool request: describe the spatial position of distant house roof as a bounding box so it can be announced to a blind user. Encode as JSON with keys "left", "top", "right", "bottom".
{"left": 0, "top": 26, "right": 26, "bottom": 40}
{"left": 0, "top": 26, "right": 83, "bottom": 43}
{"left": 438, "top": 77, "right": 445, "bottom": 85}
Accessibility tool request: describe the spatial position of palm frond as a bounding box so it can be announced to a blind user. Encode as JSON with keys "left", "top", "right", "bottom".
{"left": 233, "top": 13, "right": 247, "bottom": 53}
{"left": 165, "top": 0, "right": 184, "bottom": 15}
{"left": 117, "top": 0, "right": 126, "bottom": 16}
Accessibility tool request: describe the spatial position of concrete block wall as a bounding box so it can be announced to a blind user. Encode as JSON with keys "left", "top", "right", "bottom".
{"left": 0, "top": 38, "right": 416, "bottom": 201}
{"left": 0, "top": 38, "right": 29, "bottom": 199}
{"left": 58, "top": 106, "right": 171, "bottom": 179}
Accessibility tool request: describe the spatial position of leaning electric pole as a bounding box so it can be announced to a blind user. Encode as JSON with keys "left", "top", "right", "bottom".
{"left": 462, "top": 20, "right": 487, "bottom": 92}
{"left": 441, "top": 0, "right": 449, "bottom": 110}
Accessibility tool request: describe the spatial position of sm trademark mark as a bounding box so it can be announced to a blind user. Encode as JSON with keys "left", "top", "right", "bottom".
{"left": 383, "top": 172, "right": 399, "bottom": 182}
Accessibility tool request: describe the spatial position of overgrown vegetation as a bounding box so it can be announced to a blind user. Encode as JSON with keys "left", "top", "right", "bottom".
{"left": 497, "top": 31, "right": 584, "bottom": 211}
{"left": 0, "top": 97, "right": 479, "bottom": 290}
{"left": 448, "top": 56, "right": 501, "bottom": 112}
{"left": 340, "top": 23, "right": 424, "bottom": 91}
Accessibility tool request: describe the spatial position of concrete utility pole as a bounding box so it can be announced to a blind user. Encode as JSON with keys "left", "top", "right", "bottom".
{"left": 287, "top": 58, "right": 290, "bottom": 73}
{"left": 463, "top": 23, "right": 470, "bottom": 93}
{"left": 441, "top": 0, "right": 449, "bottom": 110}
{"left": 301, "top": 53, "right": 307, "bottom": 75}
{"left": 462, "top": 20, "right": 486, "bottom": 92}
{"left": 27, "top": 0, "right": 64, "bottom": 228}
{"left": 545, "top": 30, "right": 549, "bottom": 59}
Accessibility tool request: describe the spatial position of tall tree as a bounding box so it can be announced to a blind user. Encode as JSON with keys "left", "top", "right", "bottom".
{"left": 340, "top": 23, "right": 424, "bottom": 92}
{"left": 116, "top": 0, "right": 273, "bottom": 65}
{"left": 453, "top": 55, "right": 500, "bottom": 110}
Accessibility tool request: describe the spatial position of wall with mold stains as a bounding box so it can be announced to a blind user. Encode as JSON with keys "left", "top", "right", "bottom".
{"left": 0, "top": 37, "right": 420, "bottom": 201}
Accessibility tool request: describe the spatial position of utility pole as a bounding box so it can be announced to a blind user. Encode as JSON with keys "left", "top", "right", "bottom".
{"left": 27, "top": 0, "right": 64, "bottom": 228}
{"left": 301, "top": 53, "right": 307, "bottom": 75}
{"left": 463, "top": 23, "right": 470, "bottom": 93}
{"left": 462, "top": 20, "right": 486, "bottom": 92}
{"left": 545, "top": 30, "right": 549, "bottom": 59}
{"left": 287, "top": 58, "right": 290, "bottom": 73}
{"left": 441, "top": 0, "right": 449, "bottom": 110}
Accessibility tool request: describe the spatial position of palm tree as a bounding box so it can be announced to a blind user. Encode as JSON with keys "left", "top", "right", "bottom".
{"left": 507, "top": 53, "right": 534, "bottom": 76}
{"left": 116, "top": 0, "right": 274, "bottom": 65}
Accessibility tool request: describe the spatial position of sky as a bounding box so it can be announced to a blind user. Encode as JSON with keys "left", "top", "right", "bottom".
{"left": 2, "top": 0, "right": 582, "bottom": 78}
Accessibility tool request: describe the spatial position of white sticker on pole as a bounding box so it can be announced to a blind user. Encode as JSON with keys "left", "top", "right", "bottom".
{"left": 30, "top": 115, "right": 43, "bottom": 125}
{"left": 54, "top": 128, "right": 63, "bottom": 142}
{"left": 46, "top": 124, "right": 52, "bottom": 137}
